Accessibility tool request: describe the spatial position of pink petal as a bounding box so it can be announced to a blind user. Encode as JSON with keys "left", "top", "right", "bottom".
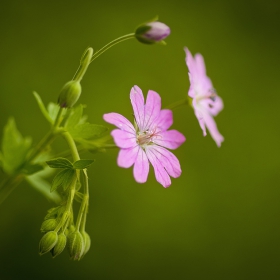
{"left": 201, "top": 111, "right": 224, "bottom": 147}
{"left": 194, "top": 53, "right": 206, "bottom": 78}
{"left": 111, "top": 129, "right": 136, "bottom": 149}
{"left": 103, "top": 113, "right": 135, "bottom": 134}
{"left": 193, "top": 105, "right": 207, "bottom": 136}
{"left": 145, "top": 147, "right": 171, "bottom": 188}
{"left": 117, "top": 146, "right": 139, "bottom": 168}
{"left": 184, "top": 47, "right": 195, "bottom": 76}
{"left": 133, "top": 148, "right": 149, "bottom": 183}
{"left": 154, "top": 109, "right": 173, "bottom": 131}
{"left": 130, "top": 86, "right": 145, "bottom": 131}
{"left": 153, "top": 130, "right": 186, "bottom": 149}
{"left": 143, "top": 90, "right": 161, "bottom": 130}
{"left": 150, "top": 146, "right": 182, "bottom": 178}
{"left": 188, "top": 73, "right": 195, "bottom": 98}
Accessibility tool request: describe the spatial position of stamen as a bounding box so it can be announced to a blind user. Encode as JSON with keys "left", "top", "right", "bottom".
{"left": 136, "top": 127, "right": 161, "bottom": 146}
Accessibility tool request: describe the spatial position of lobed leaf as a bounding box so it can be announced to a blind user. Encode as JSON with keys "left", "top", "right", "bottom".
{"left": 47, "top": 103, "right": 61, "bottom": 122}
{"left": 68, "top": 123, "right": 108, "bottom": 140}
{"left": 46, "top": 157, "right": 73, "bottom": 169}
{"left": 65, "top": 104, "right": 84, "bottom": 129}
{"left": 1, "top": 118, "right": 32, "bottom": 174}
{"left": 51, "top": 169, "right": 75, "bottom": 192}
{"left": 73, "top": 159, "right": 94, "bottom": 169}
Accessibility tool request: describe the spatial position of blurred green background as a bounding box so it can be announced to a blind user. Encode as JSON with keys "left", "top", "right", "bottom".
{"left": 0, "top": 0, "right": 280, "bottom": 279}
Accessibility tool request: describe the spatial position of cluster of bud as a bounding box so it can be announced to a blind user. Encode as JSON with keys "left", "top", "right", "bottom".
{"left": 39, "top": 206, "right": 91, "bottom": 260}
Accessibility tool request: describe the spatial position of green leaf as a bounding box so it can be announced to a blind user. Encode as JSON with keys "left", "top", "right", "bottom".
{"left": 68, "top": 123, "right": 108, "bottom": 139}
{"left": 22, "top": 163, "right": 44, "bottom": 175}
{"left": 33, "top": 92, "right": 54, "bottom": 124}
{"left": 46, "top": 158, "right": 73, "bottom": 169}
{"left": 65, "top": 104, "right": 84, "bottom": 129}
{"left": 1, "top": 118, "right": 32, "bottom": 174}
{"left": 47, "top": 103, "right": 61, "bottom": 122}
{"left": 73, "top": 159, "right": 94, "bottom": 169}
{"left": 51, "top": 169, "right": 75, "bottom": 192}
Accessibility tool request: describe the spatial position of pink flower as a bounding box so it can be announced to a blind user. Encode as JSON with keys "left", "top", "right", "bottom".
{"left": 103, "top": 86, "right": 186, "bottom": 187}
{"left": 185, "top": 48, "right": 224, "bottom": 147}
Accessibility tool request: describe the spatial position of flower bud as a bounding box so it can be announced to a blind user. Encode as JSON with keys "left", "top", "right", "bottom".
{"left": 81, "top": 231, "right": 91, "bottom": 257}
{"left": 51, "top": 233, "right": 67, "bottom": 258}
{"left": 40, "top": 218, "right": 58, "bottom": 233}
{"left": 67, "top": 231, "right": 85, "bottom": 261}
{"left": 58, "top": 80, "right": 82, "bottom": 108}
{"left": 39, "top": 231, "right": 58, "bottom": 255}
{"left": 135, "top": 21, "right": 170, "bottom": 44}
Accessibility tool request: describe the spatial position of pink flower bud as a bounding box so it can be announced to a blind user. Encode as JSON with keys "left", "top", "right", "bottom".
{"left": 135, "top": 21, "right": 170, "bottom": 44}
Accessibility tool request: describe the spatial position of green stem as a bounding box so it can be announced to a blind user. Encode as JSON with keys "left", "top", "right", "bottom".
{"left": 61, "top": 131, "right": 80, "bottom": 162}
{"left": 165, "top": 98, "right": 189, "bottom": 110}
{"left": 0, "top": 107, "right": 65, "bottom": 205}
{"left": 53, "top": 107, "right": 65, "bottom": 128}
{"left": 80, "top": 170, "right": 89, "bottom": 232}
{"left": 90, "top": 33, "right": 135, "bottom": 63}
{"left": 0, "top": 175, "right": 24, "bottom": 205}
{"left": 54, "top": 177, "right": 76, "bottom": 233}
{"left": 61, "top": 132, "right": 90, "bottom": 232}
{"left": 72, "top": 48, "right": 93, "bottom": 82}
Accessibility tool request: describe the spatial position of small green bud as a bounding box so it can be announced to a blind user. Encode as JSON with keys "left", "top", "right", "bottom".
{"left": 58, "top": 80, "right": 82, "bottom": 108}
{"left": 39, "top": 231, "right": 58, "bottom": 255}
{"left": 81, "top": 231, "right": 91, "bottom": 257}
{"left": 51, "top": 233, "right": 67, "bottom": 258}
{"left": 40, "top": 218, "right": 58, "bottom": 233}
{"left": 67, "top": 231, "right": 85, "bottom": 261}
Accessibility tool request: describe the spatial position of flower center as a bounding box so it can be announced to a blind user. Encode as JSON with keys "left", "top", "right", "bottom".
{"left": 196, "top": 88, "right": 217, "bottom": 102}
{"left": 136, "top": 127, "right": 161, "bottom": 146}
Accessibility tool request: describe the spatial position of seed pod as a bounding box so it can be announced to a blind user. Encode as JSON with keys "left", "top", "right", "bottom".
{"left": 81, "top": 231, "right": 91, "bottom": 257}
{"left": 67, "top": 231, "right": 85, "bottom": 261}
{"left": 40, "top": 218, "right": 58, "bottom": 233}
{"left": 51, "top": 233, "right": 67, "bottom": 258}
{"left": 39, "top": 231, "right": 58, "bottom": 255}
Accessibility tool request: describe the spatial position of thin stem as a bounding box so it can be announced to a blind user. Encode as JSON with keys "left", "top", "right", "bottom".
{"left": 165, "top": 98, "right": 189, "bottom": 110}
{"left": 72, "top": 48, "right": 93, "bottom": 82}
{"left": 80, "top": 170, "right": 89, "bottom": 232}
{"left": 90, "top": 33, "right": 135, "bottom": 63}
{"left": 75, "top": 193, "right": 88, "bottom": 231}
{"left": 53, "top": 107, "right": 64, "bottom": 128}
{"left": 61, "top": 131, "right": 80, "bottom": 162}
{"left": 0, "top": 175, "right": 24, "bottom": 205}
{"left": 0, "top": 107, "right": 66, "bottom": 205}
{"left": 54, "top": 177, "right": 76, "bottom": 233}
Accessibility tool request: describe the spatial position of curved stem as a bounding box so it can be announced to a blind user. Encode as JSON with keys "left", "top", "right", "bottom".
{"left": 61, "top": 131, "right": 80, "bottom": 162}
{"left": 165, "top": 98, "right": 189, "bottom": 110}
{"left": 90, "top": 33, "right": 135, "bottom": 63}
{"left": 72, "top": 48, "right": 93, "bottom": 82}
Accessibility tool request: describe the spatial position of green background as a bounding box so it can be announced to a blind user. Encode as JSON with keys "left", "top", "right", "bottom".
{"left": 0, "top": 0, "right": 280, "bottom": 279}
